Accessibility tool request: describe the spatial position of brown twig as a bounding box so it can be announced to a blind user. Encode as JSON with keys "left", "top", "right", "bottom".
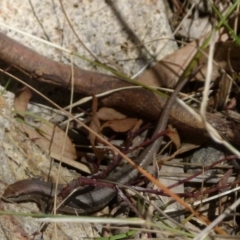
{"left": 0, "top": 33, "right": 240, "bottom": 145}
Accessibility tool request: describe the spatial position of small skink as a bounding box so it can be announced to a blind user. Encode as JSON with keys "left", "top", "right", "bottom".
{"left": 3, "top": 78, "right": 188, "bottom": 214}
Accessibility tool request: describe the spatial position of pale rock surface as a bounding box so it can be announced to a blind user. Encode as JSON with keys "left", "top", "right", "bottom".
{"left": 0, "top": 1, "right": 176, "bottom": 239}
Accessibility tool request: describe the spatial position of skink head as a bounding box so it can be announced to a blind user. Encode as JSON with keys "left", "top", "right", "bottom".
{"left": 2, "top": 179, "right": 60, "bottom": 199}
{"left": 3, "top": 180, "right": 28, "bottom": 198}
{"left": 2, "top": 179, "right": 63, "bottom": 212}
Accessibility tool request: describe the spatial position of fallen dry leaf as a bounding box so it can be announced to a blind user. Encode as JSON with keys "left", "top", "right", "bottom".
{"left": 159, "top": 142, "right": 200, "bottom": 164}
{"left": 24, "top": 122, "right": 77, "bottom": 160}
{"left": 14, "top": 87, "right": 77, "bottom": 161}
{"left": 88, "top": 95, "right": 105, "bottom": 160}
{"left": 101, "top": 118, "right": 139, "bottom": 132}
{"left": 14, "top": 87, "right": 33, "bottom": 115}
{"left": 96, "top": 107, "right": 127, "bottom": 120}
{"left": 137, "top": 28, "right": 226, "bottom": 88}
{"left": 166, "top": 124, "right": 181, "bottom": 150}
{"left": 137, "top": 32, "right": 211, "bottom": 88}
